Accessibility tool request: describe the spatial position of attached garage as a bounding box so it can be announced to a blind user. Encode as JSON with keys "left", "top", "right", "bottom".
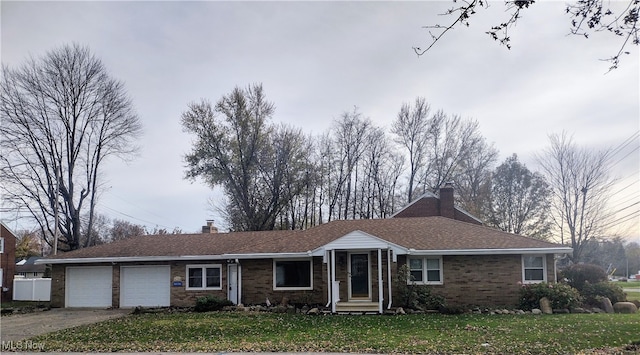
{"left": 120, "top": 265, "right": 170, "bottom": 307}
{"left": 66, "top": 266, "right": 112, "bottom": 307}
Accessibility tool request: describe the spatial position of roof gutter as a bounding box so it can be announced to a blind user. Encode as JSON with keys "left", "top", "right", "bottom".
{"left": 35, "top": 252, "right": 314, "bottom": 265}
{"left": 407, "top": 247, "right": 573, "bottom": 256}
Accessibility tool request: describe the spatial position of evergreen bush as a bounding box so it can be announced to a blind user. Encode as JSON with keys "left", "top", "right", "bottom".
{"left": 194, "top": 295, "right": 234, "bottom": 312}
{"left": 519, "top": 282, "right": 582, "bottom": 310}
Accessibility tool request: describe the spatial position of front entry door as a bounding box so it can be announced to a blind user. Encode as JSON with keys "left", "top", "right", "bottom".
{"left": 349, "top": 253, "right": 370, "bottom": 300}
{"left": 227, "top": 264, "right": 238, "bottom": 304}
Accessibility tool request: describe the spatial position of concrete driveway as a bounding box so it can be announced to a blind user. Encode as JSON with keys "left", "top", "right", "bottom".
{"left": 0, "top": 308, "right": 131, "bottom": 343}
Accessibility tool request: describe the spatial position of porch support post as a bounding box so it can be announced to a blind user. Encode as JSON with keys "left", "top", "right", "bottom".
{"left": 238, "top": 264, "right": 242, "bottom": 305}
{"left": 331, "top": 249, "right": 337, "bottom": 313}
{"left": 387, "top": 249, "right": 392, "bottom": 309}
{"left": 377, "top": 248, "right": 383, "bottom": 314}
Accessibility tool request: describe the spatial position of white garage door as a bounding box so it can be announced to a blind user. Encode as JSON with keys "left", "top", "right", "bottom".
{"left": 120, "top": 265, "right": 170, "bottom": 308}
{"left": 66, "top": 266, "right": 113, "bottom": 307}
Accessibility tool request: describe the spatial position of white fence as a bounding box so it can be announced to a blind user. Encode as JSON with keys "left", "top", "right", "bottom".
{"left": 13, "top": 278, "right": 51, "bottom": 301}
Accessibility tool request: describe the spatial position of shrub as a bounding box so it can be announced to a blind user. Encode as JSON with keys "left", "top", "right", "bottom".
{"left": 560, "top": 263, "right": 608, "bottom": 291}
{"left": 194, "top": 295, "right": 234, "bottom": 312}
{"left": 415, "top": 285, "right": 446, "bottom": 310}
{"left": 519, "top": 282, "right": 582, "bottom": 310}
{"left": 395, "top": 264, "right": 446, "bottom": 310}
{"left": 580, "top": 282, "right": 626, "bottom": 306}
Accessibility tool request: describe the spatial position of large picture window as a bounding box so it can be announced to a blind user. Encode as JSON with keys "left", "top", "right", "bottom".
{"left": 273, "top": 259, "right": 313, "bottom": 290}
{"left": 407, "top": 257, "right": 443, "bottom": 285}
{"left": 522, "top": 255, "right": 546, "bottom": 283}
{"left": 186, "top": 264, "right": 222, "bottom": 290}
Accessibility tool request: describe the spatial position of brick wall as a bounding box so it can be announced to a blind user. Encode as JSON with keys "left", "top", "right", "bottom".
{"left": 1, "top": 225, "right": 17, "bottom": 302}
{"left": 170, "top": 261, "right": 227, "bottom": 307}
{"left": 50, "top": 264, "right": 65, "bottom": 307}
{"left": 395, "top": 254, "right": 556, "bottom": 307}
{"left": 49, "top": 253, "right": 556, "bottom": 309}
{"left": 238, "top": 258, "right": 326, "bottom": 306}
{"left": 392, "top": 196, "right": 481, "bottom": 225}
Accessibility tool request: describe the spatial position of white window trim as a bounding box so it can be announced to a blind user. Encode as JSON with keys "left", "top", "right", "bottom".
{"left": 0, "top": 237, "right": 4, "bottom": 253}
{"left": 407, "top": 256, "right": 443, "bottom": 285}
{"left": 273, "top": 258, "right": 313, "bottom": 291}
{"left": 521, "top": 255, "right": 547, "bottom": 284}
{"left": 186, "top": 264, "right": 222, "bottom": 290}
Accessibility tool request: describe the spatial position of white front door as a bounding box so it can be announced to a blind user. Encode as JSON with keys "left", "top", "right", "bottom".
{"left": 227, "top": 264, "right": 239, "bottom": 304}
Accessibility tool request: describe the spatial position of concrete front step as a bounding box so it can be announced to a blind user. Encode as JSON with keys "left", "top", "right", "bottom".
{"left": 335, "top": 302, "right": 381, "bottom": 313}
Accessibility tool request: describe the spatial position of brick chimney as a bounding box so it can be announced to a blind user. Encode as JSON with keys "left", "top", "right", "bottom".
{"left": 439, "top": 182, "right": 455, "bottom": 219}
{"left": 202, "top": 220, "right": 218, "bottom": 234}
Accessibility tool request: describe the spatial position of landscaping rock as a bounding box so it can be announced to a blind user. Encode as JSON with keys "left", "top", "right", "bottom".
{"left": 571, "top": 307, "right": 587, "bottom": 314}
{"left": 613, "top": 302, "right": 638, "bottom": 314}
{"left": 539, "top": 297, "right": 553, "bottom": 314}
{"left": 307, "top": 307, "right": 320, "bottom": 315}
{"left": 515, "top": 310, "right": 525, "bottom": 315}
{"left": 1, "top": 308, "right": 14, "bottom": 315}
{"left": 601, "top": 297, "right": 614, "bottom": 314}
{"left": 630, "top": 300, "right": 640, "bottom": 308}
{"left": 395, "top": 307, "right": 406, "bottom": 315}
{"left": 591, "top": 307, "right": 604, "bottom": 313}
{"left": 553, "top": 309, "right": 570, "bottom": 314}
{"left": 531, "top": 308, "right": 542, "bottom": 315}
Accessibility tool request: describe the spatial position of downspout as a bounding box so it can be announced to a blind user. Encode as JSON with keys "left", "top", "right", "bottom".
{"left": 378, "top": 249, "right": 383, "bottom": 314}
{"left": 331, "top": 249, "right": 337, "bottom": 313}
{"left": 238, "top": 264, "right": 242, "bottom": 305}
{"left": 387, "top": 249, "right": 392, "bottom": 309}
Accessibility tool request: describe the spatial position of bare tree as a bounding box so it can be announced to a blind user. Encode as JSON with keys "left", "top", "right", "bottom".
{"left": 109, "top": 219, "right": 146, "bottom": 242}
{"left": 182, "top": 84, "right": 312, "bottom": 231}
{"left": 0, "top": 43, "right": 142, "bottom": 252}
{"left": 414, "top": 0, "right": 638, "bottom": 70}
{"left": 455, "top": 137, "right": 498, "bottom": 219}
{"left": 537, "top": 132, "right": 615, "bottom": 262}
{"left": 15, "top": 230, "right": 43, "bottom": 258}
{"left": 359, "top": 127, "right": 404, "bottom": 218}
{"left": 420, "top": 111, "right": 485, "bottom": 193}
{"left": 391, "top": 97, "right": 430, "bottom": 203}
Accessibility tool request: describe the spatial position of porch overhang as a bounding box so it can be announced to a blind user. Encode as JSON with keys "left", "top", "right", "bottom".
{"left": 310, "top": 230, "right": 408, "bottom": 256}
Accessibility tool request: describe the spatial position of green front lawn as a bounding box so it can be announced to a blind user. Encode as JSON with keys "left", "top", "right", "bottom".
{"left": 627, "top": 291, "right": 640, "bottom": 302}
{"left": 31, "top": 312, "right": 639, "bottom": 354}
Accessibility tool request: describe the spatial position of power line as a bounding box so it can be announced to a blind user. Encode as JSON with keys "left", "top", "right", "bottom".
{"left": 98, "top": 204, "right": 173, "bottom": 230}
{"left": 104, "top": 190, "right": 186, "bottom": 229}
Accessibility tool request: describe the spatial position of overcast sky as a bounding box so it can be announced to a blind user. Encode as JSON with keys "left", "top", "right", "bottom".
{"left": 1, "top": 1, "right": 638, "bottom": 241}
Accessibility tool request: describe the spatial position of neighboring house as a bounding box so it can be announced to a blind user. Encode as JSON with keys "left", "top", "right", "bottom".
{"left": 1, "top": 222, "right": 18, "bottom": 302}
{"left": 16, "top": 256, "right": 47, "bottom": 278}
{"left": 37, "top": 185, "right": 572, "bottom": 311}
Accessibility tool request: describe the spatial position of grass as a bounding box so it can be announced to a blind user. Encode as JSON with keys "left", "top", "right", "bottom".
{"left": 0, "top": 300, "right": 50, "bottom": 309}
{"left": 31, "top": 312, "right": 639, "bottom": 354}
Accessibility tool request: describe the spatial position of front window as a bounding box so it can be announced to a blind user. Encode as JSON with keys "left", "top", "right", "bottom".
{"left": 186, "top": 264, "right": 222, "bottom": 290}
{"left": 522, "top": 255, "right": 546, "bottom": 283}
{"left": 407, "top": 257, "right": 443, "bottom": 285}
{"left": 273, "top": 259, "right": 313, "bottom": 290}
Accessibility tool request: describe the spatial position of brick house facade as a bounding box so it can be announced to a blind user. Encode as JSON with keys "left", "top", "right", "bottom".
{"left": 1, "top": 222, "right": 18, "bottom": 302}
{"left": 40, "top": 186, "right": 571, "bottom": 311}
